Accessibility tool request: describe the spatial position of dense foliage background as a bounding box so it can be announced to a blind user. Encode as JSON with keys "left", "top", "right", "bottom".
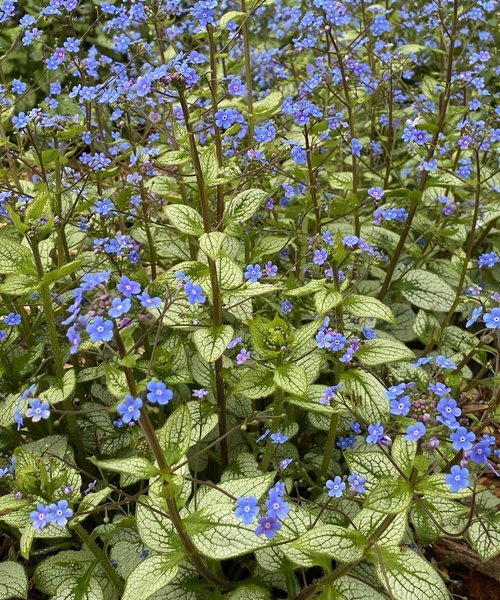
{"left": 0, "top": 0, "right": 499, "bottom": 598}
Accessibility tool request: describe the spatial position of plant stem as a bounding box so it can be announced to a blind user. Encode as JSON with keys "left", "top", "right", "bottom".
{"left": 261, "top": 384, "right": 284, "bottom": 471}
{"left": 73, "top": 522, "right": 124, "bottom": 594}
{"left": 176, "top": 85, "right": 229, "bottom": 469}
{"left": 320, "top": 413, "right": 339, "bottom": 479}
{"left": 241, "top": 0, "right": 254, "bottom": 143}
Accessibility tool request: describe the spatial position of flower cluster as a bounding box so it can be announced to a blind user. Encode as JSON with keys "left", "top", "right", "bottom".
{"left": 234, "top": 482, "right": 290, "bottom": 539}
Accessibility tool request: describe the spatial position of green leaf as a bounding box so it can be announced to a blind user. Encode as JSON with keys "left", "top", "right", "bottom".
{"left": 122, "top": 555, "right": 180, "bottom": 600}
{"left": 0, "top": 273, "right": 38, "bottom": 295}
{"left": 252, "top": 91, "right": 282, "bottom": 117}
{"left": 328, "top": 577, "right": 387, "bottom": 600}
{"left": 365, "top": 477, "right": 412, "bottom": 514}
{"left": 20, "top": 525, "right": 35, "bottom": 559}
{"left": 219, "top": 10, "right": 245, "bottom": 29}
{"left": 234, "top": 365, "right": 276, "bottom": 399}
{"left": 164, "top": 205, "right": 205, "bottom": 236}
{"left": 344, "top": 294, "right": 395, "bottom": 324}
{"left": 467, "top": 512, "right": 500, "bottom": 561}
{"left": 340, "top": 369, "right": 389, "bottom": 422}
{"left": 344, "top": 445, "right": 399, "bottom": 492}
{"left": 0, "top": 236, "right": 36, "bottom": 276}
{"left": 103, "top": 365, "right": 129, "bottom": 399}
{"left": 89, "top": 456, "right": 158, "bottom": 479}
{"left": 293, "top": 525, "right": 365, "bottom": 563}
{"left": 200, "top": 146, "right": 219, "bottom": 184}
{"left": 415, "top": 474, "right": 472, "bottom": 499}
{"left": 375, "top": 549, "right": 448, "bottom": 600}
{"left": 155, "top": 149, "right": 191, "bottom": 166}
{"left": 136, "top": 497, "right": 178, "bottom": 554}
{"left": 399, "top": 269, "right": 455, "bottom": 312}
{"left": 199, "top": 232, "right": 228, "bottom": 260}
{"left": 0, "top": 562, "right": 28, "bottom": 600}
{"left": 352, "top": 509, "right": 408, "bottom": 548}
{"left": 274, "top": 364, "right": 308, "bottom": 396}
{"left": 227, "top": 585, "right": 271, "bottom": 600}
{"left": 224, "top": 188, "right": 267, "bottom": 225}
{"left": 42, "top": 260, "right": 82, "bottom": 287}
{"left": 71, "top": 488, "right": 113, "bottom": 525}
{"left": 391, "top": 437, "right": 417, "bottom": 476}
{"left": 40, "top": 369, "right": 76, "bottom": 405}
{"left": 315, "top": 288, "right": 342, "bottom": 314}
{"left": 158, "top": 404, "right": 192, "bottom": 466}
{"left": 356, "top": 339, "right": 414, "bottom": 366}
{"left": 193, "top": 325, "right": 233, "bottom": 362}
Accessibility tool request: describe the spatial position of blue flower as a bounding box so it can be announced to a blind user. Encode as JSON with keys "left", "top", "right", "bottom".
{"left": 412, "top": 356, "right": 432, "bottom": 367}
{"left": 94, "top": 197, "right": 115, "bottom": 216}
{"left": 67, "top": 326, "right": 81, "bottom": 355}
{"left": 279, "top": 458, "right": 293, "bottom": 470}
{"left": 450, "top": 427, "right": 476, "bottom": 451}
{"left": 25, "top": 398, "right": 50, "bottom": 422}
{"left": 368, "top": 187, "right": 384, "bottom": 200}
{"left": 466, "top": 306, "right": 483, "bottom": 328}
{"left": 234, "top": 496, "right": 259, "bottom": 524}
{"left": 244, "top": 264, "right": 262, "bottom": 283}
{"left": 445, "top": 465, "right": 469, "bottom": 493}
{"left": 326, "top": 476, "right": 345, "bottom": 498}
{"left": 4, "top": 312, "right": 21, "bottom": 326}
{"left": 48, "top": 500, "right": 73, "bottom": 526}
{"left": 108, "top": 297, "right": 131, "bottom": 318}
{"left": 185, "top": 281, "right": 206, "bottom": 304}
{"left": 256, "top": 428, "right": 270, "bottom": 442}
{"left": 255, "top": 515, "right": 281, "bottom": 538}
{"left": 117, "top": 275, "right": 142, "bottom": 298}
{"left": 86, "top": 316, "right": 114, "bottom": 342}
{"left": 270, "top": 432, "right": 288, "bottom": 444}
{"left": 320, "top": 384, "right": 342, "bottom": 405}
{"left": 348, "top": 472, "right": 366, "bottom": 493}
{"left": 469, "top": 439, "right": 492, "bottom": 465}
{"left": 30, "top": 503, "right": 53, "bottom": 530}
{"left": 342, "top": 235, "right": 359, "bottom": 248}
{"left": 265, "top": 494, "right": 290, "bottom": 519}
{"left": 405, "top": 422, "right": 426, "bottom": 442}
{"left": 313, "top": 249, "right": 327, "bottom": 265}
{"left": 290, "top": 145, "right": 306, "bottom": 165}
{"left": 362, "top": 327, "right": 377, "bottom": 339}
{"left": 264, "top": 261, "right": 278, "bottom": 276}
{"left": 436, "top": 397, "right": 461, "bottom": 419}
{"left": 351, "top": 138, "right": 363, "bottom": 156}
{"left": 117, "top": 395, "right": 142, "bottom": 424}
{"left": 366, "top": 422, "right": 384, "bottom": 445}
{"left": 390, "top": 394, "right": 411, "bottom": 416}
{"left": 12, "top": 112, "right": 29, "bottom": 130}
{"left": 435, "top": 355, "right": 457, "bottom": 370}
{"left": 478, "top": 251, "right": 498, "bottom": 268}
{"left": 137, "top": 292, "right": 162, "bottom": 309}
{"left": 484, "top": 308, "right": 500, "bottom": 329}
{"left": 428, "top": 382, "right": 451, "bottom": 396}
{"left": 146, "top": 381, "right": 173, "bottom": 405}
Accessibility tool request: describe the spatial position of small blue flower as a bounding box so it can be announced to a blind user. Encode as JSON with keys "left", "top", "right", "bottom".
{"left": 326, "top": 476, "right": 345, "bottom": 498}
{"left": 279, "top": 458, "right": 293, "bottom": 470}
{"left": 466, "top": 306, "right": 483, "bottom": 328}
{"left": 256, "top": 428, "right": 270, "bottom": 442}
{"left": 244, "top": 264, "right": 262, "bottom": 283}
{"left": 366, "top": 422, "right": 384, "bottom": 445}
{"left": 484, "top": 308, "right": 500, "bottom": 329}
{"left": 445, "top": 465, "right": 469, "bottom": 493}
{"left": 313, "top": 249, "right": 327, "bottom": 265}
{"left": 30, "top": 503, "right": 53, "bottom": 530}
{"left": 146, "top": 381, "right": 173, "bottom": 406}
{"left": 48, "top": 500, "right": 73, "bottom": 526}
{"left": 450, "top": 427, "right": 476, "bottom": 451}
{"left": 362, "top": 327, "right": 377, "bottom": 339}
{"left": 234, "top": 496, "right": 259, "bottom": 525}
{"left": 108, "top": 297, "right": 131, "bottom": 318}
{"left": 4, "top": 312, "right": 21, "bottom": 326}
{"left": 12, "top": 112, "right": 30, "bottom": 130}
{"left": 405, "top": 422, "right": 426, "bottom": 442}
{"left": 469, "top": 439, "right": 492, "bottom": 465}
{"left": 185, "top": 281, "right": 206, "bottom": 304}
{"left": 412, "top": 356, "right": 432, "bottom": 367}
{"left": 25, "top": 398, "right": 50, "bottom": 422}
{"left": 270, "top": 432, "right": 288, "bottom": 444}
{"left": 117, "top": 275, "right": 142, "bottom": 298}
{"left": 86, "top": 316, "right": 114, "bottom": 342}
{"left": 342, "top": 235, "right": 359, "bottom": 248}
{"left": 437, "top": 397, "right": 461, "bottom": 419}
{"left": 255, "top": 515, "right": 281, "bottom": 538}
{"left": 265, "top": 494, "right": 290, "bottom": 519}
{"left": 348, "top": 472, "right": 366, "bottom": 493}
{"left": 435, "top": 355, "right": 457, "bottom": 370}
{"left": 137, "top": 292, "right": 162, "bottom": 309}
{"left": 291, "top": 145, "right": 306, "bottom": 165}
{"left": 117, "top": 395, "right": 142, "bottom": 424}
{"left": 428, "top": 382, "right": 451, "bottom": 396}
{"left": 390, "top": 394, "right": 411, "bottom": 416}
{"left": 477, "top": 251, "right": 498, "bottom": 268}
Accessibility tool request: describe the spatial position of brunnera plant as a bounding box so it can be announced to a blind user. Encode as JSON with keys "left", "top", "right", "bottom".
{"left": 0, "top": 0, "right": 499, "bottom": 599}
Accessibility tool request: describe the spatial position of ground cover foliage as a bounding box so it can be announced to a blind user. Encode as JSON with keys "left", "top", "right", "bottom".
{"left": 0, "top": 0, "right": 499, "bottom": 598}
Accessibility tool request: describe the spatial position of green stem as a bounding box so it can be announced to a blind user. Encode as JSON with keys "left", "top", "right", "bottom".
{"left": 320, "top": 413, "right": 339, "bottom": 479}
{"left": 73, "top": 522, "right": 124, "bottom": 594}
